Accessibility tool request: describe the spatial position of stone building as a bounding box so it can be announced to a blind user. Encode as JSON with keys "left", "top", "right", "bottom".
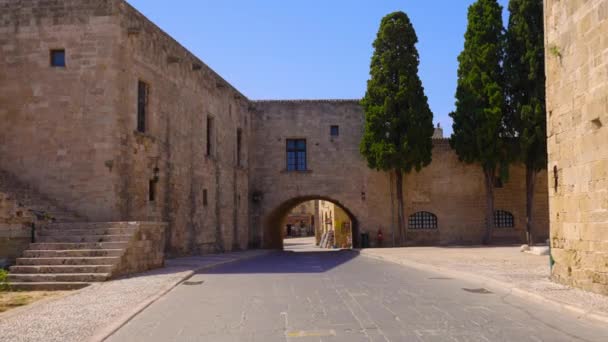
{"left": 316, "top": 200, "right": 353, "bottom": 249}
{"left": 249, "top": 100, "right": 549, "bottom": 249}
{"left": 284, "top": 201, "right": 315, "bottom": 237}
{"left": 544, "top": 0, "right": 608, "bottom": 295}
{"left": 0, "top": 0, "right": 250, "bottom": 258}
{"left": 1, "top": 0, "right": 550, "bottom": 273}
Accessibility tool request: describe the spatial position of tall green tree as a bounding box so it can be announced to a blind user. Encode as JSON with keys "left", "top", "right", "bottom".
{"left": 505, "top": 0, "right": 546, "bottom": 245}
{"left": 361, "top": 12, "right": 434, "bottom": 246}
{"left": 450, "top": 0, "right": 507, "bottom": 244}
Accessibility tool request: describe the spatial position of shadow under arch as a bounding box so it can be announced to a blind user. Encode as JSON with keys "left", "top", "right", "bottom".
{"left": 263, "top": 196, "right": 360, "bottom": 250}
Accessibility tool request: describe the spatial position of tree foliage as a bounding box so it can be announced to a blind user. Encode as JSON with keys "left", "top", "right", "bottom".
{"left": 361, "top": 11, "right": 434, "bottom": 174}
{"left": 361, "top": 11, "right": 434, "bottom": 246}
{"left": 450, "top": 0, "right": 507, "bottom": 171}
{"left": 505, "top": 0, "right": 546, "bottom": 245}
{"left": 450, "top": 0, "right": 507, "bottom": 243}
{"left": 505, "top": 0, "right": 546, "bottom": 172}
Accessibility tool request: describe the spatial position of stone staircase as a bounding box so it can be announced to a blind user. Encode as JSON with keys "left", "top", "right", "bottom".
{"left": 8, "top": 222, "right": 139, "bottom": 291}
{"left": 1, "top": 169, "right": 167, "bottom": 291}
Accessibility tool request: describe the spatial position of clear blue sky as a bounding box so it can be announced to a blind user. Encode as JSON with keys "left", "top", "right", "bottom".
{"left": 127, "top": 0, "right": 509, "bottom": 135}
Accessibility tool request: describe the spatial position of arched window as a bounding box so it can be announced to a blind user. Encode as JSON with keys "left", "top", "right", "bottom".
{"left": 408, "top": 212, "right": 438, "bottom": 229}
{"left": 494, "top": 210, "right": 514, "bottom": 228}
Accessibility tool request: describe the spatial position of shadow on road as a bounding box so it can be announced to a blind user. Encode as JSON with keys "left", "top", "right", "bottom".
{"left": 199, "top": 249, "right": 360, "bottom": 275}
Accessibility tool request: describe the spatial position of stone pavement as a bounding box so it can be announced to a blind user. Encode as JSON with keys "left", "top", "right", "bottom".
{"left": 0, "top": 250, "right": 271, "bottom": 342}
{"left": 360, "top": 246, "right": 608, "bottom": 323}
{"left": 107, "top": 248, "right": 608, "bottom": 341}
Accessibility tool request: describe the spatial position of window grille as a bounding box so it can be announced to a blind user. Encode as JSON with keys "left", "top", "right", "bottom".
{"left": 408, "top": 212, "right": 438, "bottom": 229}
{"left": 494, "top": 210, "right": 514, "bottom": 228}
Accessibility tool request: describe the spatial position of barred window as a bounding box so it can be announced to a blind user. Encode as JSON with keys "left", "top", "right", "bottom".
{"left": 494, "top": 210, "right": 514, "bottom": 228}
{"left": 408, "top": 212, "right": 438, "bottom": 229}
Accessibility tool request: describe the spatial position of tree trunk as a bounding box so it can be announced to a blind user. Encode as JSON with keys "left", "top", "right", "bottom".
{"left": 483, "top": 168, "right": 495, "bottom": 245}
{"left": 525, "top": 166, "right": 536, "bottom": 246}
{"left": 395, "top": 169, "right": 406, "bottom": 246}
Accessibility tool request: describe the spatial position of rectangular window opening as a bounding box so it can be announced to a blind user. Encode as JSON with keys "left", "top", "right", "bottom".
{"left": 148, "top": 180, "right": 156, "bottom": 202}
{"left": 50, "top": 49, "right": 66, "bottom": 67}
{"left": 206, "top": 116, "right": 214, "bottom": 157}
{"left": 286, "top": 139, "right": 307, "bottom": 171}
{"left": 236, "top": 128, "right": 243, "bottom": 167}
{"left": 330, "top": 125, "right": 339, "bottom": 137}
{"left": 203, "top": 189, "right": 208, "bottom": 206}
{"left": 137, "top": 81, "right": 149, "bottom": 133}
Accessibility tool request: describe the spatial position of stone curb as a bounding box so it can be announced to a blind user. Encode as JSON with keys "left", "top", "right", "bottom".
{"left": 90, "top": 250, "right": 274, "bottom": 342}
{"left": 359, "top": 250, "right": 608, "bottom": 324}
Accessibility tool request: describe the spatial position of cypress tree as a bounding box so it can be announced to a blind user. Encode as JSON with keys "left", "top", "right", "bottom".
{"left": 450, "top": 0, "right": 507, "bottom": 244}
{"left": 361, "top": 12, "right": 434, "bottom": 246}
{"left": 505, "top": 0, "right": 546, "bottom": 245}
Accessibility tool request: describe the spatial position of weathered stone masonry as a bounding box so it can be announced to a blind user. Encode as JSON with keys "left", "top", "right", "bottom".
{"left": 545, "top": 0, "right": 608, "bottom": 295}
{"left": 249, "top": 100, "right": 549, "bottom": 249}
{"left": 1, "top": 0, "right": 550, "bottom": 261}
{"left": 0, "top": 0, "right": 249, "bottom": 257}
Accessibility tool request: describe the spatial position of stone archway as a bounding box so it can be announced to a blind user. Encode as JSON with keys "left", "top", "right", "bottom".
{"left": 262, "top": 196, "right": 360, "bottom": 250}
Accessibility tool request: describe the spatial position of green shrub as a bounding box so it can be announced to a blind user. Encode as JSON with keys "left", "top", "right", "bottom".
{"left": 0, "top": 269, "right": 9, "bottom": 292}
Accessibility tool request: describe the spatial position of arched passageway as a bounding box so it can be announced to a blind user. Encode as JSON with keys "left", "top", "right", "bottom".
{"left": 262, "top": 196, "right": 359, "bottom": 250}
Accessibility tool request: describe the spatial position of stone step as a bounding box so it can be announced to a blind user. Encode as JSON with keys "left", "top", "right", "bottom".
{"left": 44, "top": 222, "right": 140, "bottom": 230}
{"left": 23, "top": 249, "right": 124, "bottom": 258}
{"left": 28, "top": 242, "right": 129, "bottom": 250}
{"left": 8, "top": 273, "right": 109, "bottom": 283}
{"left": 8, "top": 282, "right": 92, "bottom": 291}
{"left": 10, "top": 265, "right": 114, "bottom": 274}
{"left": 37, "top": 228, "right": 137, "bottom": 237}
{"left": 16, "top": 257, "right": 120, "bottom": 266}
{"left": 36, "top": 235, "right": 132, "bottom": 243}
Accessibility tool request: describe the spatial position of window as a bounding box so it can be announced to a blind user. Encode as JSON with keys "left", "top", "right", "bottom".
{"left": 494, "top": 177, "right": 503, "bottom": 188}
{"left": 206, "top": 116, "right": 214, "bottom": 157}
{"left": 408, "top": 212, "right": 438, "bottom": 229}
{"left": 286, "top": 139, "right": 306, "bottom": 171}
{"left": 203, "top": 189, "right": 208, "bottom": 206}
{"left": 50, "top": 49, "right": 65, "bottom": 67}
{"left": 137, "top": 81, "right": 149, "bottom": 133}
{"left": 236, "top": 128, "right": 243, "bottom": 167}
{"left": 148, "top": 180, "right": 156, "bottom": 202}
{"left": 330, "top": 125, "right": 339, "bottom": 137}
{"left": 494, "top": 210, "right": 514, "bottom": 228}
{"left": 553, "top": 166, "right": 559, "bottom": 193}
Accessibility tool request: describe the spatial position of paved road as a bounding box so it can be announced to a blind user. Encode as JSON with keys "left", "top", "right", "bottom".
{"left": 108, "top": 244, "right": 608, "bottom": 341}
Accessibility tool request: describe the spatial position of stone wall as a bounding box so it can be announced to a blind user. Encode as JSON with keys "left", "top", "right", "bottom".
{"left": 545, "top": 0, "right": 608, "bottom": 295}
{"left": 0, "top": 0, "right": 249, "bottom": 257}
{"left": 0, "top": 0, "right": 122, "bottom": 221}
{"left": 0, "top": 0, "right": 551, "bottom": 259}
{"left": 249, "top": 100, "right": 549, "bottom": 248}
{"left": 112, "top": 222, "right": 167, "bottom": 277}
{"left": 0, "top": 192, "right": 32, "bottom": 266}
{"left": 111, "top": 1, "right": 250, "bottom": 255}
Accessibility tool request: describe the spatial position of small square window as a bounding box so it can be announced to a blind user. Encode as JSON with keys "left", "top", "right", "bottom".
{"left": 330, "top": 125, "right": 339, "bottom": 137}
{"left": 50, "top": 49, "right": 66, "bottom": 67}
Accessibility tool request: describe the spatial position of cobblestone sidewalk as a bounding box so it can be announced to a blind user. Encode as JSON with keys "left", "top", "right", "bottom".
{"left": 0, "top": 250, "right": 271, "bottom": 342}
{"left": 360, "top": 246, "right": 608, "bottom": 323}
